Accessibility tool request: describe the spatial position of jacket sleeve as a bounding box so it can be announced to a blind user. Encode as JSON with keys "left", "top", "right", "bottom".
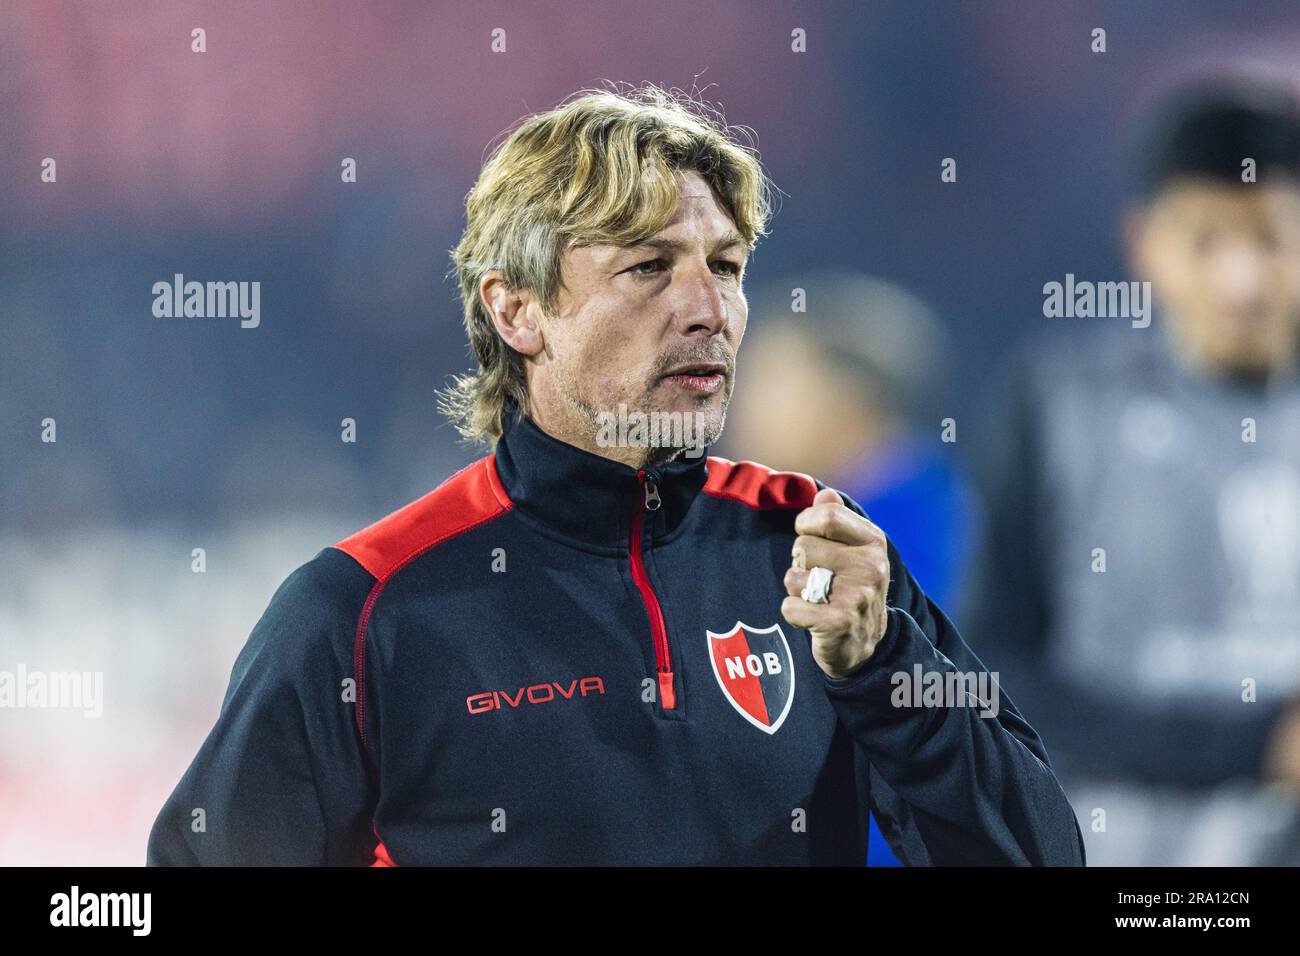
{"left": 818, "top": 485, "right": 1086, "bottom": 866}
{"left": 147, "top": 547, "right": 380, "bottom": 866}
{"left": 960, "top": 343, "right": 1289, "bottom": 787}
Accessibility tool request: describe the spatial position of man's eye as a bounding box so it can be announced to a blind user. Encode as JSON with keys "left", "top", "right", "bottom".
{"left": 625, "top": 258, "right": 742, "bottom": 278}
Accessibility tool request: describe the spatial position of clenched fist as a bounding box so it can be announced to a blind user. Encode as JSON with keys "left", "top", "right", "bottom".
{"left": 781, "top": 487, "right": 892, "bottom": 680}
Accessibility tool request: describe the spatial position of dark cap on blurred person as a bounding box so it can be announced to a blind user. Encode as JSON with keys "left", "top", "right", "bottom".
{"left": 1136, "top": 75, "right": 1300, "bottom": 198}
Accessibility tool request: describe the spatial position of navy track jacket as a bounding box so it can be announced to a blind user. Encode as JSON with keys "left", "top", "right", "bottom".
{"left": 147, "top": 411, "right": 1086, "bottom": 866}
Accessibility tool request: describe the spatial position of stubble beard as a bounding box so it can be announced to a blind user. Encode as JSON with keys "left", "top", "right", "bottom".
{"left": 554, "top": 368, "right": 729, "bottom": 467}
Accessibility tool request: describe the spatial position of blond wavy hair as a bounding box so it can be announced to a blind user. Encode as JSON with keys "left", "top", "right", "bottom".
{"left": 441, "top": 82, "right": 777, "bottom": 447}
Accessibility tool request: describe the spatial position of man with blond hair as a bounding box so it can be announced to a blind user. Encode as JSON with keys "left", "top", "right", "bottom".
{"left": 148, "top": 84, "right": 1084, "bottom": 866}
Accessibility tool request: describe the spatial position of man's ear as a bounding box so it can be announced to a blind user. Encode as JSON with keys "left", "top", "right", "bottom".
{"left": 480, "top": 270, "right": 546, "bottom": 358}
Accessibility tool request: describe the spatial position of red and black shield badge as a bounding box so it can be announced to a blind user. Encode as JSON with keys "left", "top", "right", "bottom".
{"left": 707, "top": 622, "right": 795, "bottom": 734}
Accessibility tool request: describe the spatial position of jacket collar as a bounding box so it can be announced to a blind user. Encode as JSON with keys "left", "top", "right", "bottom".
{"left": 491, "top": 405, "right": 712, "bottom": 551}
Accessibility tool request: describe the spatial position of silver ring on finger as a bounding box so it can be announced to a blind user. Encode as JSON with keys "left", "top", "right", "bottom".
{"left": 801, "top": 565, "right": 834, "bottom": 604}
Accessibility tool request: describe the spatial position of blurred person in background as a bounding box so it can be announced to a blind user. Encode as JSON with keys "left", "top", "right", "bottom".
{"left": 964, "top": 75, "right": 1300, "bottom": 865}
{"left": 725, "top": 272, "right": 978, "bottom": 865}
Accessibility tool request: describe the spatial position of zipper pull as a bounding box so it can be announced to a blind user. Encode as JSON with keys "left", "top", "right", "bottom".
{"left": 658, "top": 670, "right": 676, "bottom": 710}
{"left": 639, "top": 470, "right": 662, "bottom": 511}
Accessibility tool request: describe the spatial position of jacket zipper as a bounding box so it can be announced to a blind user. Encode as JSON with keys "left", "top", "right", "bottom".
{"left": 630, "top": 468, "right": 675, "bottom": 710}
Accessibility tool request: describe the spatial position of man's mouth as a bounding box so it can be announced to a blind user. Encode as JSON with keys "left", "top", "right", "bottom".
{"left": 661, "top": 362, "right": 727, "bottom": 394}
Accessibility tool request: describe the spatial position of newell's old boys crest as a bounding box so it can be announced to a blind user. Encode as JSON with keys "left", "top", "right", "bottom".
{"left": 707, "top": 622, "right": 795, "bottom": 734}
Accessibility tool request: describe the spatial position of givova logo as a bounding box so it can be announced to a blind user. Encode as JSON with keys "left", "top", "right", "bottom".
{"left": 50, "top": 886, "right": 150, "bottom": 936}
{"left": 466, "top": 676, "right": 606, "bottom": 714}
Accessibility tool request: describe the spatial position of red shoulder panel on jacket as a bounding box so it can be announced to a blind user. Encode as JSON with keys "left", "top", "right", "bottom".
{"left": 703, "top": 456, "right": 819, "bottom": 510}
{"left": 333, "top": 455, "right": 512, "bottom": 582}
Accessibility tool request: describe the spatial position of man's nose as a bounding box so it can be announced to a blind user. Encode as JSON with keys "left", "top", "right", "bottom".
{"left": 671, "top": 259, "right": 730, "bottom": 336}
{"left": 1210, "top": 239, "right": 1269, "bottom": 308}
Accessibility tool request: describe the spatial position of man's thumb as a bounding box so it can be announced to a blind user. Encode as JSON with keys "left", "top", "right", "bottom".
{"left": 813, "top": 487, "right": 843, "bottom": 507}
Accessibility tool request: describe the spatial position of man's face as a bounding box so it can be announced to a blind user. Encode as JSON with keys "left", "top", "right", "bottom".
{"left": 527, "top": 169, "right": 748, "bottom": 463}
{"left": 1131, "top": 177, "right": 1300, "bottom": 377}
